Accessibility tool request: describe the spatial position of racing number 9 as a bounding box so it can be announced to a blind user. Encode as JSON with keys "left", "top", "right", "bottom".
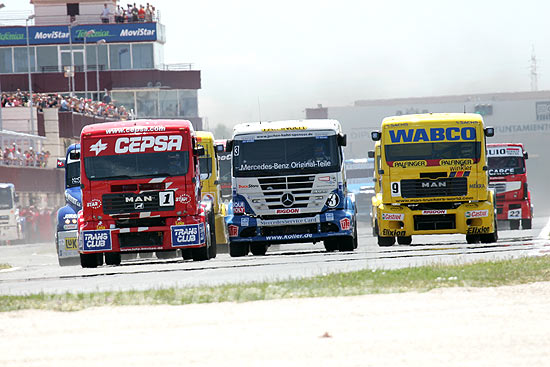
{"left": 390, "top": 182, "right": 401, "bottom": 197}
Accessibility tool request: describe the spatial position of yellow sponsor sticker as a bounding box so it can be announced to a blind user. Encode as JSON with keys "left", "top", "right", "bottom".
{"left": 261, "top": 127, "right": 307, "bottom": 132}
{"left": 393, "top": 160, "right": 427, "bottom": 168}
{"left": 65, "top": 237, "right": 78, "bottom": 250}
{"left": 440, "top": 159, "right": 473, "bottom": 166}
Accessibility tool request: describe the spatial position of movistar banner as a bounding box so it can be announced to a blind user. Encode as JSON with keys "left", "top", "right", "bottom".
{"left": 0, "top": 22, "right": 158, "bottom": 46}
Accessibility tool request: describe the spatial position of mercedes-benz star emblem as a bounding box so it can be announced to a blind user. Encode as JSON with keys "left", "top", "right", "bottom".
{"left": 281, "top": 193, "right": 295, "bottom": 207}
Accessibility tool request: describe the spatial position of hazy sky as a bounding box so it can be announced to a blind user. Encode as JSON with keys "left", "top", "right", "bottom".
{"left": 3, "top": 1, "right": 550, "bottom": 128}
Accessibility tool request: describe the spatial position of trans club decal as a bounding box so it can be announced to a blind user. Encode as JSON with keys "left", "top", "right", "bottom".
{"left": 82, "top": 230, "right": 112, "bottom": 251}
{"left": 171, "top": 223, "right": 205, "bottom": 247}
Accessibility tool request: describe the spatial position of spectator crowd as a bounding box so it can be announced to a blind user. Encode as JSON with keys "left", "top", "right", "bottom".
{"left": 0, "top": 142, "right": 50, "bottom": 168}
{"left": 1, "top": 89, "right": 131, "bottom": 120}
{"left": 101, "top": 3, "right": 157, "bottom": 23}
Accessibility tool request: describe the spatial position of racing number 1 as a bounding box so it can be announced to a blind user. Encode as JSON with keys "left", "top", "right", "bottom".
{"left": 391, "top": 182, "right": 401, "bottom": 197}
{"left": 159, "top": 191, "right": 175, "bottom": 206}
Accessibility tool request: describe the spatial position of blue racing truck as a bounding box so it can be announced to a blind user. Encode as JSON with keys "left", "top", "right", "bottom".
{"left": 225, "top": 119, "right": 357, "bottom": 256}
{"left": 55, "top": 144, "right": 81, "bottom": 266}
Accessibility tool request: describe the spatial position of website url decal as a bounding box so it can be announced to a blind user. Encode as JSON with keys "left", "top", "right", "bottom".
{"left": 106, "top": 126, "right": 166, "bottom": 134}
{"left": 265, "top": 234, "right": 313, "bottom": 241}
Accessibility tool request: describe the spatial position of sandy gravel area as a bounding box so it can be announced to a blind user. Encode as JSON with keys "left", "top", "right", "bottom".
{"left": 1, "top": 282, "right": 550, "bottom": 367}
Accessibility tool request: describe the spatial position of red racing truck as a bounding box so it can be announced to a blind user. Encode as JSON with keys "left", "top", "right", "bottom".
{"left": 487, "top": 143, "right": 532, "bottom": 230}
{"left": 78, "top": 120, "right": 216, "bottom": 268}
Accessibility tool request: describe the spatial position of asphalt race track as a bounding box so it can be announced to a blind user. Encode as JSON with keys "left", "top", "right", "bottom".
{"left": 1, "top": 217, "right": 549, "bottom": 296}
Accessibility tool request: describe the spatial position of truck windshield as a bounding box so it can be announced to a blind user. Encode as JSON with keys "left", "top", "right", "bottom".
{"left": 385, "top": 142, "right": 481, "bottom": 163}
{"left": 66, "top": 161, "right": 81, "bottom": 188}
{"left": 488, "top": 157, "right": 525, "bottom": 176}
{"left": 218, "top": 153, "right": 231, "bottom": 184}
{"left": 84, "top": 151, "right": 189, "bottom": 180}
{"left": 0, "top": 187, "right": 13, "bottom": 209}
{"left": 233, "top": 135, "right": 340, "bottom": 177}
{"left": 199, "top": 157, "right": 212, "bottom": 180}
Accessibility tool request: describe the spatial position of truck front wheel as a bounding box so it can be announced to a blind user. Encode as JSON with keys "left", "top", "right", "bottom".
{"left": 397, "top": 236, "right": 412, "bottom": 245}
{"left": 105, "top": 252, "right": 121, "bottom": 266}
{"left": 324, "top": 239, "right": 338, "bottom": 252}
{"left": 229, "top": 242, "right": 249, "bottom": 257}
{"left": 377, "top": 236, "right": 395, "bottom": 247}
{"left": 250, "top": 242, "right": 268, "bottom": 256}
{"left": 192, "top": 224, "right": 212, "bottom": 261}
{"left": 80, "top": 253, "right": 103, "bottom": 268}
{"left": 522, "top": 218, "right": 532, "bottom": 229}
{"left": 510, "top": 220, "right": 520, "bottom": 230}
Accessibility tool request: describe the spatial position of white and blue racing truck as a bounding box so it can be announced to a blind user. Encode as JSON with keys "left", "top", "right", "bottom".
{"left": 225, "top": 119, "right": 357, "bottom": 256}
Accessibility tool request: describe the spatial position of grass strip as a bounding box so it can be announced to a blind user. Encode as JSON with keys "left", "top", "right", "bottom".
{"left": 1, "top": 255, "right": 550, "bottom": 312}
{"left": 0, "top": 264, "right": 11, "bottom": 270}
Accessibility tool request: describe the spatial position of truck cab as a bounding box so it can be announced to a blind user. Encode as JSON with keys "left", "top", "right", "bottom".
{"left": 55, "top": 144, "right": 81, "bottom": 266}
{"left": 345, "top": 158, "right": 374, "bottom": 223}
{"left": 0, "top": 183, "right": 22, "bottom": 245}
{"left": 78, "top": 120, "right": 215, "bottom": 268}
{"left": 371, "top": 113, "right": 497, "bottom": 246}
{"left": 487, "top": 143, "right": 532, "bottom": 229}
{"left": 197, "top": 132, "right": 228, "bottom": 250}
{"left": 225, "top": 119, "right": 357, "bottom": 256}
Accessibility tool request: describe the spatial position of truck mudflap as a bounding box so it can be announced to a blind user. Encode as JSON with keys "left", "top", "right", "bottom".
{"left": 78, "top": 218, "right": 207, "bottom": 253}
{"left": 225, "top": 209, "right": 355, "bottom": 244}
{"left": 57, "top": 230, "right": 79, "bottom": 259}
{"left": 375, "top": 201, "right": 496, "bottom": 237}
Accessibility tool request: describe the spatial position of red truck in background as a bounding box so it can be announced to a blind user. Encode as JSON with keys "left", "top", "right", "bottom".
{"left": 487, "top": 143, "right": 533, "bottom": 230}
{"left": 78, "top": 120, "right": 216, "bottom": 268}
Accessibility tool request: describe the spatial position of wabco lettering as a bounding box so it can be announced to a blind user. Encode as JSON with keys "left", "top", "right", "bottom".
{"left": 115, "top": 135, "right": 182, "bottom": 153}
{"left": 388, "top": 127, "right": 477, "bottom": 143}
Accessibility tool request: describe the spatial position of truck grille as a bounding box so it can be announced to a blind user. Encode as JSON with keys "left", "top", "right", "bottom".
{"left": 489, "top": 183, "right": 506, "bottom": 194}
{"left": 400, "top": 178, "right": 467, "bottom": 198}
{"left": 258, "top": 175, "right": 315, "bottom": 210}
{"left": 102, "top": 192, "right": 174, "bottom": 215}
{"left": 414, "top": 214, "right": 456, "bottom": 231}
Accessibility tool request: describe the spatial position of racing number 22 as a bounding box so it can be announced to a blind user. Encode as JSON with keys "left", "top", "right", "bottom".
{"left": 159, "top": 191, "right": 175, "bottom": 206}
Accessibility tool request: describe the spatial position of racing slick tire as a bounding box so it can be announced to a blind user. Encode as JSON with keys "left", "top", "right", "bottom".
{"left": 338, "top": 222, "right": 358, "bottom": 252}
{"left": 80, "top": 253, "right": 103, "bottom": 268}
{"left": 377, "top": 236, "right": 395, "bottom": 247}
{"left": 208, "top": 213, "right": 217, "bottom": 259}
{"left": 229, "top": 242, "right": 249, "bottom": 257}
{"left": 466, "top": 235, "right": 480, "bottom": 244}
{"left": 105, "top": 252, "right": 122, "bottom": 266}
{"left": 181, "top": 249, "right": 193, "bottom": 260}
{"left": 324, "top": 239, "right": 338, "bottom": 252}
{"left": 480, "top": 218, "right": 498, "bottom": 244}
{"left": 192, "top": 224, "right": 212, "bottom": 261}
{"left": 522, "top": 218, "right": 532, "bottom": 230}
{"left": 397, "top": 236, "right": 412, "bottom": 245}
{"left": 510, "top": 220, "right": 520, "bottom": 230}
{"left": 250, "top": 242, "right": 268, "bottom": 256}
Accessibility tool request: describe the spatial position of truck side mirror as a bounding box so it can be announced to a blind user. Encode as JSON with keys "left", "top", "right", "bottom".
{"left": 194, "top": 146, "right": 205, "bottom": 156}
{"left": 69, "top": 151, "right": 80, "bottom": 160}
{"left": 484, "top": 127, "right": 495, "bottom": 137}
{"left": 215, "top": 144, "right": 224, "bottom": 153}
{"left": 371, "top": 131, "right": 381, "bottom": 141}
{"left": 338, "top": 134, "right": 347, "bottom": 146}
{"left": 56, "top": 158, "right": 66, "bottom": 168}
{"left": 226, "top": 140, "right": 234, "bottom": 153}
{"left": 524, "top": 152, "right": 529, "bottom": 159}
{"left": 14, "top": 193, "right": 19, "bottom": 203}
{"left": 367, "top": 150, "right": 374, "bottom": 158}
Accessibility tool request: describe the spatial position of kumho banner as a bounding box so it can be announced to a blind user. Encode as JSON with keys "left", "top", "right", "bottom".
{"left": 0, "top": 22, "right": 159, "bottom": 46}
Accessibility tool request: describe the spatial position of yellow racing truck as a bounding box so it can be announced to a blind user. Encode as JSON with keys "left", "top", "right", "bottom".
{"left": 370, "top": 113, "right": 497, "bottom": 246}
{"left": 197, "top": 132, "right": 228, "bottom": 252}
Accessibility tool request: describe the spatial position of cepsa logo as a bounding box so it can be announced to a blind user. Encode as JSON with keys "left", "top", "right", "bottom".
{"left": 115, "top": 135, "right": 182, "bottom": 154}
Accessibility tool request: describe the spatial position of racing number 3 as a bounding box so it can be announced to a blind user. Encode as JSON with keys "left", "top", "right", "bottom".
{"left": 391, "top": 182, "right": 401, "bottom": 197}
{"left": 159, "top": 191, "right": 175, "bottom": 206}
